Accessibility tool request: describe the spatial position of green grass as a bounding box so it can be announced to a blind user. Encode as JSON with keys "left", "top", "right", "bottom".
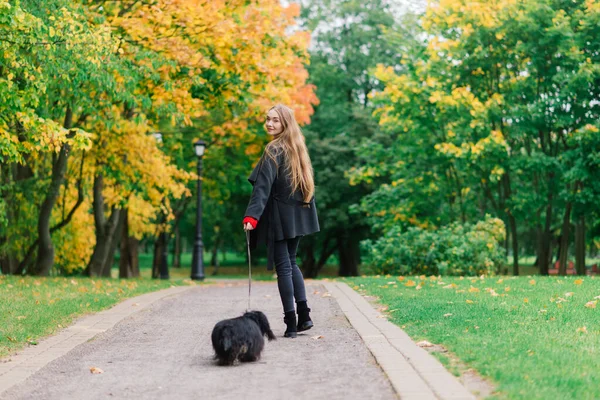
{"left": 0, "top": 275, "right": 194, "bottom": 358}
{"left": 342, "top": 275, "right": 600, "bottom": 400}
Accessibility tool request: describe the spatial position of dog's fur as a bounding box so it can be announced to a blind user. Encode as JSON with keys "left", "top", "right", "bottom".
{"left": 211, "top": 310, "right": 276, "bottom": 366}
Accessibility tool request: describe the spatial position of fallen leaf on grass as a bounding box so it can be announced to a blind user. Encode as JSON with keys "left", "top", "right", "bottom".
{"left": 6, "top": 336, "right": 16, "bottom": 342}
{"left": 443, "top": 283, "right": 457, "bottom": 289}
{"left": 311, "top": 335, "right": 324, "bottom": 340}
{"left": 16, "top": 316, "right": 26, "bottom": 320}
{"left": 416, "top": 340, "right": 433, "bottom": 347}
{"left": 584, "top": 301, "right": 597, "bottom": 309}
{"left": 405, "top": 280, "right": 416, "bottom": 287}
{"left": 529, "top": 280, "right": 536, "bottom": 285}
{"left": 524, "top": 298, "right": 529, "bottom": 303}
{"left": 574, "top": 279, "right": 584, "bottom": 285}
{"left": 468, "top": 286, "right": 480, "bottom": 293}
{"left": 70, "top": 279, "right": 78, "bottom": 285}
{"left": 466, "top": 300, "right": 474, "bottom": 304}
{"left": 594, "top": 295, "right": 600, "bottom": 300}
{"left": 577, "top": 326, "right": 588, "bottom": 334}
{"left": 90, "top": 367, "right": 104, "bottom": 374}
{"left": 444, "top": 313, "right": 453, "bottom": 317}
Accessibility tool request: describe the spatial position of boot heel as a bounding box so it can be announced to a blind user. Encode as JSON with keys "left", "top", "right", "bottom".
{"left": 284, "top": 311, "right": 298, "bottom": 338}
{"left": 297, "top": 304, "right": 313, "bottom": 332}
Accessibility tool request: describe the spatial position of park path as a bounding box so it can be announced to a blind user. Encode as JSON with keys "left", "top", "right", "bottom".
{"left": 0, "top": 280, "right": 476, "bottom": 400}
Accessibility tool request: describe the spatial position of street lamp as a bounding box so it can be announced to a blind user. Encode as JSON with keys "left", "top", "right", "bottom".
{"left": 191, "top": 139, "right": 206, "bottom": 280}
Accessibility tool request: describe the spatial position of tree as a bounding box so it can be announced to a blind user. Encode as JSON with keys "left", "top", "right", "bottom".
{"left": 299, "top": 0, "right": 403, "bottom": 276}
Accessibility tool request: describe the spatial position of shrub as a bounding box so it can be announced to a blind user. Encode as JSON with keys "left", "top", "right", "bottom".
{"left": 361, "top": 215, "right": 506, "bottom": 276}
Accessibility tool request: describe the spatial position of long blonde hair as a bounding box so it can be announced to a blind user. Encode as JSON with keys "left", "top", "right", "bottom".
{"left": 264, "top": 104, "right": 315, "bottom": 203}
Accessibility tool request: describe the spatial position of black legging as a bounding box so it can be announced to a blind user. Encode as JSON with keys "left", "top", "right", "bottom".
{"left": 272, "top": 236, "right": 307, "bottom": 313}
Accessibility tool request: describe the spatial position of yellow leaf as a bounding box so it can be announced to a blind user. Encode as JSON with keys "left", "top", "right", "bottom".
{"left": 469, "top": 286, "right": 480, "bottom": 293}
{"left": 405, "top": 280, "right": 416, "bottom": 287}
{"left": 577, "top": 326, "right": 588, "bottom": 334}
{"left": 529, "top": 280, "right": 536, "bottom": 285}
{"left": 524, "top": 298, "right": 529, "bottom": 303}
{"left": 90, "top": 367, "right": 104, "bottom": 374}
{"left": 466, "top": 299, "right": 474, "bottom": 304}
{"left": 574, "top": 279, "right": 584, "bottom": 285}
{"left": 416, "top": 340, "right": 434, "bottom": 347}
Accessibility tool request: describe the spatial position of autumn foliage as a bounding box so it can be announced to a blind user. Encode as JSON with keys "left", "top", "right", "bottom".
{"left": 0, "top": 0, "right": 317, "bottom": 276}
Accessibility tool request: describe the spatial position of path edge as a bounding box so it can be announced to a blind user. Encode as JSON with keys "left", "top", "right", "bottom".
{"left": 0, "top": 285, "right": 196, "bottom": 396}
{"left": 322, "top": 281, "right": 476, "bottom": 400}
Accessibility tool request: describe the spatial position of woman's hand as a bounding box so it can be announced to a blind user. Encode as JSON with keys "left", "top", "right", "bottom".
{"left": 244, "top": 222, "right": 255, "bottom": 231}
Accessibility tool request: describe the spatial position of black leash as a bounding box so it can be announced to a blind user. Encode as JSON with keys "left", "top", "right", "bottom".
{"left": 245, "top": 230, "right": 252, "bottom": 311}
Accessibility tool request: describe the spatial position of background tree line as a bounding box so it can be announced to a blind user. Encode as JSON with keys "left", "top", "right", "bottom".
{"left": 2, "top": 0, "right": 599, "bottom": 278}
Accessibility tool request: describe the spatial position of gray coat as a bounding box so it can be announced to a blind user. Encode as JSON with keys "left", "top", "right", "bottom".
{"left": 245, "top": 149, "right": 320, "bottom": 270}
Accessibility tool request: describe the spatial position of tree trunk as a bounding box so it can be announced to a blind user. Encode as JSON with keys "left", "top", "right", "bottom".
{"left": 210, "top": 233, "right": 221, "bottom": 275}
{"left": 508, "top": 214, "right": 519, "bottom": 276}
{"left": 88, "top": 173, "right": 122, "bottom": 277}
{"left": 173, "top": 221, "right": 181, "bottom": 268}
{"left": 0, "top": 254, "right": 16, "bottom": 275}
{"left": 152, "top": 232, "right": 169, "bottom": 279}
{"left": 119, "top": 209, "right": 140, "bottom": 278}
{"left": 102, "top": 211, "right": 125, "bottom": 277}
{"left": 501, "top": 173, "right": 518, "bottom": 276}
{"left": 575, "top": 214, "right": 585, "bottom": 276}
{"left": 152, "top": 238, "right": 162, "bottom": 279}
{"left": 338, "top": 235, "right": 360, "bottom": 277}
{"left": 32, "top": 107, "right": 73, "bottom": 276}
{"left": 538, "top": 180, "right": 554, "bottom": 275}
{"left": 558, "top": 202, "right": 572, "bottom": 276}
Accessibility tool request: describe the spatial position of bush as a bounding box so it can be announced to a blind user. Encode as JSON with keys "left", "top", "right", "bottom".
{"left": 361, "top": 215, "right": 506, "bottom": 276}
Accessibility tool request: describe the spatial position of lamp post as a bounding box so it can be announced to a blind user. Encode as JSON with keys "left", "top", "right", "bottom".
{"left": 191, "top": 139, "right": 206, "bottom": 281}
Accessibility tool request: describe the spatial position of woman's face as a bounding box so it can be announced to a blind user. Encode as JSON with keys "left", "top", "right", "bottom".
{"left": 265, "top": 109, "right": 283, "bottom": 136}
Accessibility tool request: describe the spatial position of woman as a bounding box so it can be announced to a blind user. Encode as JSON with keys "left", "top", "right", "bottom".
{"left": 243, "top": 104, "right": 320, "bottom": 338}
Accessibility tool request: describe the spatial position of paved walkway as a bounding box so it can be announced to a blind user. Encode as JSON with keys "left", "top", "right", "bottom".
{"left": 0, "top": 280, "right": 475, "bottom": 400}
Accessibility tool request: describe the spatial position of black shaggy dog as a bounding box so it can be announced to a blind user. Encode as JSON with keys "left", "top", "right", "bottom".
{"left": 211, "top": 310, "right": 276, "bottom": 366}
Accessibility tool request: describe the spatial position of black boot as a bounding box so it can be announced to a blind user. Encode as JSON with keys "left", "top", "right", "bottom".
{"left": 284, "top": 311, "right": 297, "bottom": 338}
{"left": 296, "top": 301, "right": 313, "bottom": 332}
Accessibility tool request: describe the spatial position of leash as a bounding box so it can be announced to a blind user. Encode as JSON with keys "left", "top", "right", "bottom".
{"left": 245, "top": 229, "right": 252, "bottom": 311}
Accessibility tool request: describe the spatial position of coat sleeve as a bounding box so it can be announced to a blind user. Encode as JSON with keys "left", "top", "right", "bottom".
{"left": 244, "top": 153, "right": 278, "bottom": 220}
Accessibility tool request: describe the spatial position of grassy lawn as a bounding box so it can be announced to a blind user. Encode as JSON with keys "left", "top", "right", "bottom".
{"left": 0, "top": 275, "right": 194, "bottom": 358}
{"left": 342, "top": 275, "right": 600, "bottom": 400}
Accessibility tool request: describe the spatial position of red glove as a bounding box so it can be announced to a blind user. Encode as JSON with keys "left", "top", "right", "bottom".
{"left": 243, "top": 216, "right": 258, "bottom": 229}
